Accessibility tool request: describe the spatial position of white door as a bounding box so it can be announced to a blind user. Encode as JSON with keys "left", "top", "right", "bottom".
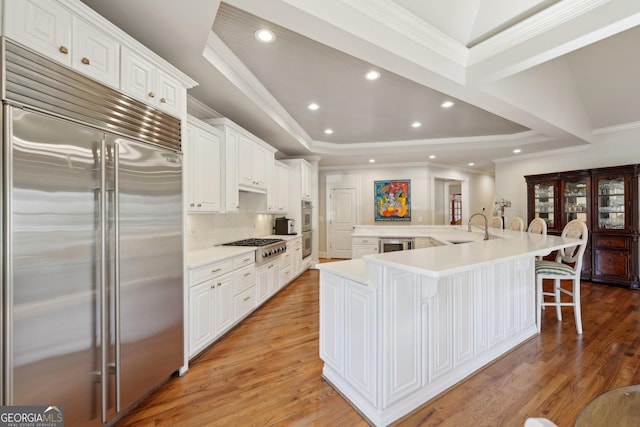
{"left": 329, "top": 188, "right": 357, "bottom": 259}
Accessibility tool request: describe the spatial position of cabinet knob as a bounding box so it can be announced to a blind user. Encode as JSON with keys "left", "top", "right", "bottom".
{"left": 210, "top": 284, "right": 214, "bottom": 289}
{"left": 59, "top": 46, "right": 69, "bottom": 54}
{"left": 160, "top": 97, "right": 167, "bottom": 103}
{"left": 190, "top": 203, "right": 195, "bottom": 207}
{"left": 81, "top": 57, "right": 90, "bottom": 65}
{"left": 217, "top": 282, "right": 222, "bottom": 287}
{"left": 148, "top": 92, "right": 155, "bottom": 98}
{"left": 197, "top": 203, "right": 202, "bottom": 207}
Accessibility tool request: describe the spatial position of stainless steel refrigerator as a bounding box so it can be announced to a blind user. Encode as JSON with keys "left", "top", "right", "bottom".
{"left": 2, "top": 42, "right": 184, "bottom": 426}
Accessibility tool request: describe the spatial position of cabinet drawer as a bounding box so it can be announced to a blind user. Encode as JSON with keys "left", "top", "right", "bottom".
{"left": 189, "top": 259, "right": 234, "bottom": 286}
{"left": 594, "top": 235, "right": 628, "bottom": 249}
{"left": 234, "top": 286, "right": 256, "bottom": 321}
{"left": 281, "top": 265, "right": 292, "bottom": 285}
{"left": 233, "top": 253, "right": 255, "bottom": 269}
{"left": 352, "top": 237, "right": 377, "bottom": 245}
{"left": 234, "top": 265, "right": 255, "bottom": 295}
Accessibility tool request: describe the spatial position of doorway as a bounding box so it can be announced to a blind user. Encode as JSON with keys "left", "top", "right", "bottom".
{"left": 433, "top": 178, "right": 465, "bottom": 225}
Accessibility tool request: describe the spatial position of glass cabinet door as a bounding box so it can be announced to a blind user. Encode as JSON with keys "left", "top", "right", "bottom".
{"left": 596, "top": 176, "right": 626, "bottom": 230}
{"left": 533, "top": 182, "right": 556, "bottom": 229}
{"left": 563, "top": 179, "right": 589, "bottom": 226}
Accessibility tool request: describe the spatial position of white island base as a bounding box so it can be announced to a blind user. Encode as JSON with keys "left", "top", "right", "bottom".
{"left": 318, "top": 229, "right": 580, "bottom": 426}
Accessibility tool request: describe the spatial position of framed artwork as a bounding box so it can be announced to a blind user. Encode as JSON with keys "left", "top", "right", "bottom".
{"left": 374, "top": 180, "right": 411, "bottom": 221}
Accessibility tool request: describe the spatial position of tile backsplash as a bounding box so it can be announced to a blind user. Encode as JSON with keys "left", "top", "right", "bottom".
{"left": 187, "top": 192, "right": 275, "bottom": 251}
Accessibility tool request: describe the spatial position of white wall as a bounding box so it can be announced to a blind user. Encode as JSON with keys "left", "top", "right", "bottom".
{"left": 318, "top": 163, "right": 495, "bottom": 255}
{"left": 186, "top": 192, "right": 275, "bottom": 250}
{"left": 495, "top": 126, "right": 640, "bottom": 226}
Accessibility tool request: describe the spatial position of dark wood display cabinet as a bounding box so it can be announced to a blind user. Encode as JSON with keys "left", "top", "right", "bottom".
{"left": 526, "top": 164, "right": 639, "bottom": 289}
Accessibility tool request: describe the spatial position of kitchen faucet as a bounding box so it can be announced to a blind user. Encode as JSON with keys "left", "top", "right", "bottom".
{"left": 468, "top": 212, "right": 490, "bottom": 240}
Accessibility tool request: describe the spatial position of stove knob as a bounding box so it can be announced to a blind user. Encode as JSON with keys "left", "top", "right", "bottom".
{"left": 263, "top": 252, "right": 268, "bottom": 257}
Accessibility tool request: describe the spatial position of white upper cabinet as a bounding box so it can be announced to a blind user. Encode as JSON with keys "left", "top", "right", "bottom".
{"left": 121, "top": 47, "right": 183, "bottom": 117}
{"left": 5, "top": 0, "right": 73, "bottom": 66}
{"left": 268, "top": 161, "right": 289, "bottom": 213}
{"left": 72, "top": 17, "right": 119, "bottom": 87}
{"left": 238, "top": 135, "right": 272, "bottom": 191}
{"left": 207, "top": 118, "right": 277, "bottom": 210}
{"left": 4, "top": 0, "right": 196, "bottom": 117}
{"left": 185, "top": 116, "right": 222, "bottom": 213}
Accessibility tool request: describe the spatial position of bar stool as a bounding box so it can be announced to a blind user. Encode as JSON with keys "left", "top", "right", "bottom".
{"left": 508, "top": 217, "right": 524, "bottom": 231}
{"left": 527, "top": 218, "right": 547, "bottom": 235}
{"left": 534, "top": 219, "right": 588, "bottom": 334}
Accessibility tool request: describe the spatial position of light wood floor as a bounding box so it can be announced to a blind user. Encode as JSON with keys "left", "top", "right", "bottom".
{"left": 115, "top": 267, "right": 640, "bottom": 427}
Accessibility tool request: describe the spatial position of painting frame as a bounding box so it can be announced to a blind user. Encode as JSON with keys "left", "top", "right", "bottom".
{"left": 374, "top": 179, "right": 411, "bottom": 221}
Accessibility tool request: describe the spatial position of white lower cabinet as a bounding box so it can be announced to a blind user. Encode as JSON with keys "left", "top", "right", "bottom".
{"left": 351, "top": 236, "right": 378, "bottom": 259}
{"left": 188, "top": 254, "right": 255, "bottom": 358}
{"left": 257, "top": 259, "right": 280, "bottom": 305}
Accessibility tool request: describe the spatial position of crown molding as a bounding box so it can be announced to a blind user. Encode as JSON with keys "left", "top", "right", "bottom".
{"left": 593, "top": 120, "right": 640, "bottom": 135}
{"left": 203, "top": 31, "right": 312, "bottom": 150}
{"left": 311, "top": 130, "right": 548, "bottom": 153}
{"left": 469, "top": 0, "right": 611, "bottom": 65}
{"left": 338, "top": 0, "right": 468, "bottom": 66}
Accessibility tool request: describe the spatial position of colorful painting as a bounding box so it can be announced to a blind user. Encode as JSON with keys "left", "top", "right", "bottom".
{"left": 374, "top": 180, "right": 411, "bottom": 221}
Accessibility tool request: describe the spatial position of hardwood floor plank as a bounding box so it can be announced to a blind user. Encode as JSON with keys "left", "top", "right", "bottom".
{"left": 115, "top": 269, "right": 640, "bottom": 427}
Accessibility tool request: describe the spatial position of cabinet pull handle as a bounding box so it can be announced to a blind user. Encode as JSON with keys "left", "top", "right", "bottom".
{"left": 148, "top": 92, "right": 155, "bottom": 98}
{"left": 59, "top": 46, "right": 69, "bottom": 54}
{"left": 243, "top": 258, "right": 251, "bottom": 262}
{"left": 212, "top": 268, "right": 222, "bottom": 273}
{"left": 81, "top": 57, "right": 90, "bottom": 65}
{"left": 190, "top": 203, "right": 195, "bottom": 207}
{"left": 210, "top": 284, "right": 215, "bottom": 289}
{"left": 244, "top": 272, "right": 251, "bottom": 277}
{"left": 160, "top": 97, "right": 167, "bottom": 103}
{"left": 243, "top": 296, "right": 251, "bottom": 301}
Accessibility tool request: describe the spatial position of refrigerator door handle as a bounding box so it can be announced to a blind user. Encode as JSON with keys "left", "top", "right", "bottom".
{"left": 99, "top": 141, "right": 108, "bottom": 424}
{"left": 113, "top": 142, "right": 121, "bottom": 413}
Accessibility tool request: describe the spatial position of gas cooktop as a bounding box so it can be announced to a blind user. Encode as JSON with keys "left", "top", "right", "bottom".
{"left": 223, "top": 238, "right": 284, "bottom": 247}
{"left": 222, "top": 238, "right": 287, "bottom": 265}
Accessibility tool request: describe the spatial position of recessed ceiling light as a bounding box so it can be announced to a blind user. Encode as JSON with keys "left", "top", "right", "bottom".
{"left": 441, "top": 101, "right": 455, "bottom": 108}
{"left": 365, "top": 70, "right": 380, "bottom": 80}
{"left": 255, "top": 29, "right": 275, "bottom": 43}
{"left": 324, "top": 129, "right": 333, "bottom": 135}
{"left": 468, "top": 162, "right": 475, "bottom": 166}
{"left": 429, "top": 155, "right": 436, "bottom": 159}
{"left": 307, "top": 103, "right": 319, "bottom": 110}
{"left": 411, "top": 122, "right": 422, "bottom": 128}
{"left": 513, "top": 148, "right": 522, "bottom": 153}
{"left": 369, "top": 159, "right": 375, "bottom": 163}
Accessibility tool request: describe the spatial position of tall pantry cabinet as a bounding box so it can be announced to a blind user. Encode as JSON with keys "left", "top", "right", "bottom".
{"left": 526, "top": 164, "right": 639, "bottom": 289}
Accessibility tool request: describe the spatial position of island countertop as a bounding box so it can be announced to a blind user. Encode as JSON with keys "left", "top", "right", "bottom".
{"left": 320, "top": 228, "right": 581, "bottom": 279}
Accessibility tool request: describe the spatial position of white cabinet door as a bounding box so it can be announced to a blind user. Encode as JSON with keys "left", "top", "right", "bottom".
{"left": 253, "top": 144, "right": 269, "bottom": 188}
{"left": 319, "top": 272, "right": 345, "bottom": 374}
{"left": 238, "top": 135, "right": 254, "bottom": 188}
{"left": 121, "top": 48, "right": 183, "bottom": 117}
{"left": 5, "top": 0, "right": 72, "bottom": 66}
{"left": 72, "top": 18, "right": 119, "bottom": 88}
{"left": 256, "top": 260, "right": 279, "bottom": 304}
{"left": 352, "top": 245, "right": 378, "bottom": 259}
{"left": 189, "top": 280, "right": 215, "bottom": 357}
{"left": 269, "top": 161, "right": 289, "bottom": 213}
{"left": 214, "top": 273, "right": 234, "bottom": 336}
{"left": 224, "top": 128, "right": 240, "bottom": 212}
{"left": 185, "top": 120, "right": 221, "bottom": 212}
{"left": 301, "top": 160, "right": 311, "bottom": 200}
{"left": 156, "top": 68, "right": 183, "bottom": 117}
{"left": 120, "top": 46, "right": 155, "bottom": 104}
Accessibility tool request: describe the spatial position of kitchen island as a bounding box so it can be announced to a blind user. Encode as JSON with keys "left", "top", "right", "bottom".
{"left": 318, "top": 227, "right": 582, "bottom": 426}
